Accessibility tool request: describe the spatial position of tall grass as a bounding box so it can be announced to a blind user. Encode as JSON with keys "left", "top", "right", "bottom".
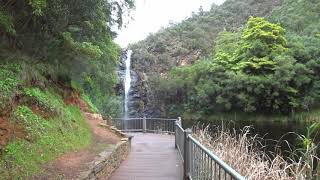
{"left": 193, "top": 126, "right": 319, "bottom": 179}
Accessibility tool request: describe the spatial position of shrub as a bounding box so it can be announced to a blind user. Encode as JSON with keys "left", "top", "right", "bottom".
{"left": 23, "top": 88, "right": 63, "bottom": 115}
{"left": 0, "top": 63, "right": 21, "bottom": 112}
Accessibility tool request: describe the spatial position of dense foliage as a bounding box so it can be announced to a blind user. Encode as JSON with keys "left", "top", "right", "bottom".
{"left": 128, "top": 0, "right": 284, "bottom": 117}
{"left": 129, "top": 0, "right": 282, "bottom": 74}
{"left": 0, "top": 1, "right": 134, "bottom": 177}
{"left": 130, "top": 0, "right": 320, "bottom": 116}
{"left": 0, "top": 0, "right": 134, "bottom": 116}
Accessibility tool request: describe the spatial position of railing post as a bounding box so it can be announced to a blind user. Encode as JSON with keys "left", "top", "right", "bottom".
{"left": 177, "top": 117, "right": 182, "bottom": 126}
{"left": 143, "top": 116, "right": 146, "bottom": 133}
{"left": 184, "top": 128, "right": 192, "bottom": 180}
{"left": 175, "top": 117, "right": 182, "bottom": 149}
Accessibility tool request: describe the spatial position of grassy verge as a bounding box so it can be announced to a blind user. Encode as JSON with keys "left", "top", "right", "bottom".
{"left": 81, "top": 94, "right": 99, "bottom": 113}
{"left": 0, "top": 88, "right": 92, "bottom": 179}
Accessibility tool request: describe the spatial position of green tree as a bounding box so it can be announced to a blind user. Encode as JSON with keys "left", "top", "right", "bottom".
{"left": 234, "top": 17, "right": 287, "bottom": 74}
{"left": 153, "top": 13, "right": 320, "bottom": 115}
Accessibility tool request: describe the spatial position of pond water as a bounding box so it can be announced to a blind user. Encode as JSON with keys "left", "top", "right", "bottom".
{"left": 185, "top": 117, "right": 320, "bottom": 159}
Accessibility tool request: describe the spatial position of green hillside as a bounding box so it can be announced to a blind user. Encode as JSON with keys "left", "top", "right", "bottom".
{"left": 0, "top": 0, "right": 134, "bottom": 178}
{"left": 128, "top": 0, "right": 284, "bottom": 116}
{"left": 171, "top": 0, "right": 320, "bottom": 115}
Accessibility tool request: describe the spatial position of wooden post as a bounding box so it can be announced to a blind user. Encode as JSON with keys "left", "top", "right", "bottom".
{"left": 143, "top": 116, "right": 146, "bottom": 133}
{"left": 175, "top": 117, "right": 182, "bottom": 149}
{"left": 184, "top": 128, "right": 192, "bottom": 180}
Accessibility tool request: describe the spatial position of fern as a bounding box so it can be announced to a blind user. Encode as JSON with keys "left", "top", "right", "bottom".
{"left": 0, "top": 10, "right": 15, "bottom": 35}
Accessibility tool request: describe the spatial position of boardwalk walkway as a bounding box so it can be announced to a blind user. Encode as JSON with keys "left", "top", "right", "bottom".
{"left": 110, "top": 133, "right": 183, "bottom": 180}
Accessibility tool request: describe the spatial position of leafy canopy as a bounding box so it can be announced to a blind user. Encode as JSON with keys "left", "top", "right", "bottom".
{"left": 154, "top": 14, "right": 320, "bottom": 115}
{"left": 214, "top": 17, "right": 288, "bottom": 75}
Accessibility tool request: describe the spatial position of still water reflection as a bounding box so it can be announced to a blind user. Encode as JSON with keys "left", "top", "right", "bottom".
{"left": 187, "top": 118, "right": 319, "bottom": 158}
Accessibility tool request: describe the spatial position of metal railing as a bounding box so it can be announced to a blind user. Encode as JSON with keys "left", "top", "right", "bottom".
{"left": 109, "top": 117, "right": 245, "bottom": 180}
{"left": 110, "top": 117, "right": 177, "bottom": 134}
{"left": 174, "top": 120, "right": 246, "bottom": 180}
{"left": 175, "top": 118, "right": 185, "bottom": 160}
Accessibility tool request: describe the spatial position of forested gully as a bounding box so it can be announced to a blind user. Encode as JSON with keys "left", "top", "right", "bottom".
{"left": 0, "top": 0, "right": 319, "bottom": 179}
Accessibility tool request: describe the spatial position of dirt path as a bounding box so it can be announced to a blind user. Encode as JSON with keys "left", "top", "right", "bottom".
{"left": 36, "top": 112, "right": 121, "bottom": 179}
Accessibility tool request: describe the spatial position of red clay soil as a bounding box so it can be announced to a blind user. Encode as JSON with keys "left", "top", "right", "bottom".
{"left": 0, "top": 92, "right": 120, "bottom": 178}
{"left": 0, "top": 92, "right": 81, "bottom": 150}
{"left": 35, "top": 99, "right": 121, "bottom": 179}
{"left": 0, "top": 116, "right": 26, "bottom": 149}
{"left": 64, "top": 92, "right": 90, "bottom": 112}
{"left": 0, "top": 117, "right": 12, "bottom": 148}
{"left": 30, "top": 104, "right": 52, "bottom": 119}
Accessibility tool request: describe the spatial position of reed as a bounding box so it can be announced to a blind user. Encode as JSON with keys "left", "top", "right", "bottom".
{"left": 193, "top": 125, "right": 319, "bottom": 180}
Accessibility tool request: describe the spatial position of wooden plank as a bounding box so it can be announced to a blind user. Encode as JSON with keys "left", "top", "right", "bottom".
{"left": 109, "top": 133, "right": 183, "bottom": 180}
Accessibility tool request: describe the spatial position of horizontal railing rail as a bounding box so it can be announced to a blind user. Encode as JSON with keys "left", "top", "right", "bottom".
{"left": 109, "top": 117, "right": 177, "bottom": 134}
{"left": 108, "top": 116, "right": 245, "bottom": 180}
{"left": 174, "top": 120, "right": 246, "bottom": 180}
{"left": 112, "top": 117, "right": 178, "bottom": 121}
{"left": 188, "top": 135, "right": 245, "bottom": 180}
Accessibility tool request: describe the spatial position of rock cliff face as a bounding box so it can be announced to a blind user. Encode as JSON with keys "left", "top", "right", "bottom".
{"left": 118, "top": 50, "right": 145, "bottom": 118}
{"left": 125, "top": 0, "right": 284, "bottom": 117}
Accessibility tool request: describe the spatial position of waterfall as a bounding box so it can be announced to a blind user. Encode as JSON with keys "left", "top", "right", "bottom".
{"left": 124, "top": 50, "right": 132, "bottom": 120}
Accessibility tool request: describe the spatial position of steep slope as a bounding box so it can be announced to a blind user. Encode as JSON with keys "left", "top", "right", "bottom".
{"left": 127, "top": 0, "right": 284, "bottom": 117}
{"left": 0, "top": 58, "right": 93, "bottom": 178}
{"left": 0, "top": 0, "right": 135, "bottom": 178}
{"left": 130, "top": 0, "right": 283, "bottom": 73}
{"left": 145, "top": 0, "right": 320, "bottom": 117}
{"left": 35, "top": 111, "right": 120, "bottom": 179}
{"left": 0, "top": 0, "right": 134, "bottom": 118}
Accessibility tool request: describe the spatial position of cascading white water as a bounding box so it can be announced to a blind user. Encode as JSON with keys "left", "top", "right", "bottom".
{"left": 124, "top": 50, "right": 133, "bottom": 120}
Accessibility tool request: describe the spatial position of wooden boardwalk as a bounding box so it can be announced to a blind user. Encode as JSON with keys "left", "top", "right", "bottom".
{"left": 110, "top": 133, "right": 183, "bottom": 180}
